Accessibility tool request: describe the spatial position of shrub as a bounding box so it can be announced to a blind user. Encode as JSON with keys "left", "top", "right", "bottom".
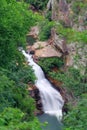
{"left": 49, "top": 67, "right": 87, "bottom": 97}
{"left": 72, "top": 1, "right": 87, "bottom": 14}
{"left": 0, "top": 0, "right": 42, "bottom": 68}
{"left": 56, "top": 23, "right": 87, "bottom": 44}
{"left": 39, "top": 20, "right": 55, "bottom": 41}
{"left": 0, "top": 74, "right": 16, "bottom": 112}
{"left": 24, "top": 0, "right": 48, "bottom": 10}
{"left": 0, "top": 107, "right": 41, "bottom": 130}
{"left": 63, "top": 94, "right": 87, "bottom": 130}
{"left": 0, "top": 68, "right": 36, "bottom": 119}
{"left": 38, "top": 57, "right": 64, "bottom": 73}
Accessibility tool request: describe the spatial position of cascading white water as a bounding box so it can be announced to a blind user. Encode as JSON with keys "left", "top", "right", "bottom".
{"left": 22, "top": 50, "right": 64, "bottom": 120}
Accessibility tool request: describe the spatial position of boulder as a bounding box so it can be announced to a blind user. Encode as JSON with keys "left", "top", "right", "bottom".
{"left": 51, "top": 28, "right": 69, "bottom": 55}
{"left": 28, "top": 41, "right": 62, "bottom": 58}
{"left": 35, "top": 45, "right": 62, "bottom": 57}
{"left": 28, "top": 85, "right": 43, "bottom": 114}
{"left": 27, "top": 26, "right": 39, "bottom": 38}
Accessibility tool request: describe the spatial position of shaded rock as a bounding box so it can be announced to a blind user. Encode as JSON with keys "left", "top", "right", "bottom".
{"left": 58, "top": 0, "right": 71, "bottom": 26}
{"left": 47, "top": 0, "right": 71, "bottom": 26}
{"left": 30, "top": 50, "right": 35, "bottom": 55}
{"left": 27, "top": 26, "right": 39, "bottom": 39}
{"left": 59, "top": 0, "right": 68, "bottom": 12}
{"left": 51, "top": 28, "right": 69, "bottom": 55}
{"left": 26, "top": 26, "right": 39, "bottom": 45}
{"left": 47, "top": 0, "right": 59, "bottom": 20}
{"left": 28, "top": 85, "right": 43, "bottom": 114}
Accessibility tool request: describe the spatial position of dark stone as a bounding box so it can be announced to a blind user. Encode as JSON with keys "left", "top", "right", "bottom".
{"left": 29, "top": 88, "right": 43, "bottom": 113}
{"left": 30, "top": 50, "right": 35, "bottom": 55}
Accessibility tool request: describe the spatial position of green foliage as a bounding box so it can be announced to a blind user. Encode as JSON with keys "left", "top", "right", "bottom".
{"left": 0, "top": 60, "right": 36, "bottom": 85}
{"left": 8, "top": 64, "right": 36, "bottom": 84}
{"left": 66, "top": 0, "right": 72, "bottom": 3}
{"left": 45, "top": 10, "right": 52, "bottom": 21}
{"left": 24, "top": 0, "right": 48, "bottom": 10}
{"left": 38, "top": 57, "right": 64, "bottom": 73}
{"left": 39, "top": 20, "right": 55, "bottom": 41}
{"left": 0, "top": 0, "right": 41, "bottom": 68}
{"left": 0, "top": 74, "right": 15, "bottom": 112}
{"left": 0, "top": 0, "right": 46, "bottom": 129}
{"left": 72, "top": 0, "right": 87, "bottom": 14}
{"left": 63, "top": 94, "right": 87, "bottom": 130}
{"left": 0, "top": 107, "right": 41, "bottom": 130}
{"left": 49, "top": 67, "right": 87, "bottom": 97}
{"left": 56, "top": 23, "right": 87, "bottom": 43}
{"left": 0, "top": 67, "right": 36, "bottom": 119}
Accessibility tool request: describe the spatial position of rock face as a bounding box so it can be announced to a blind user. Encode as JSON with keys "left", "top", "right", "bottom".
{"left": 28, "top": 86, "right": 43, "bottom": 115}
{"left": 27, "top": 41, "right": 62, "bottom": 58}
{"left": 27, "top": 26, "right": 39, "bottom": 38}
{"left": 34, "top": 44, "right": 62, "bottom": 58}
{"left": 51, "top": 28, "right": 69, "bottom": 55}
{"left": 47, "top": 0, "right": 71, "bottom": 26}
{"left": 26, "top": 26, "right": 68, "bottom": 59}
{"left": 47, "top": 0, "right": 59, "bottom": 20}
{"left": 67, "top": 43, "right": 87, "bottom": 73}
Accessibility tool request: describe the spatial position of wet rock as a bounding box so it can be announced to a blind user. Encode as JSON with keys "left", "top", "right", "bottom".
{"left": 30, "top": 50, "right": 35, "bottom": 55}
{"left": 34, "top": 110, "right": 43, "bottom": 115}
{"left": 28, "top": 85, "right": 43, "bottom": 114}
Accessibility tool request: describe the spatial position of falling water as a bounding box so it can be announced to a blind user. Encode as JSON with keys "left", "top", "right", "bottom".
{"left": 22, "top": 50, "right": 64, "bottom": 121}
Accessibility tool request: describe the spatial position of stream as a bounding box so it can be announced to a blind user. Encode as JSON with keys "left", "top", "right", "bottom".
{"left": 22, "top": 50, "right": 64, "bottom": 130}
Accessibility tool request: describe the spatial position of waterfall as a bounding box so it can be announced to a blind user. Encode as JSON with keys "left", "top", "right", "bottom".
{"left": 22, "top": 50, "right": 64, "bottom": 121}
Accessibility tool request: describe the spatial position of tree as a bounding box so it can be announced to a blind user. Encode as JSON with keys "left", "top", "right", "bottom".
{"left": 63, "top": 94, "right": 87, "bottom": 130}
{"left": 0, "top": 0, "right": 39, "bottom": 68}
{"left": 0, "top": 67, "right": 36, "bottom": 119}
{"left": 24, "top": 0, "right": 48, "bottom": 10}
{"left": 0, "top": 107, "right": 41, "bottom": 130}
